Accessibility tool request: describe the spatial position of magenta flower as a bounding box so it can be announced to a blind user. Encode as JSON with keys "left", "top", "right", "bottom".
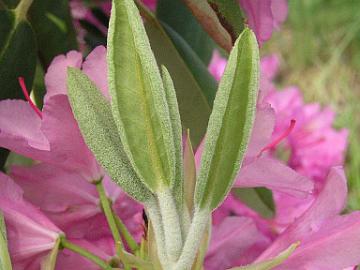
{"left": 0, "top": 49, "right": 106, "bottom": 182}
{"left": 0, "top": 172, "right": 62, "bottom": 269}
{"left": 239, "top": 0, "right": 288, "bottom": 45}
{"left": 257, "top": 167, "right": 360, "bottom": 270}
{"left": 9, "top": 164, "right": 143, "bottom": 242}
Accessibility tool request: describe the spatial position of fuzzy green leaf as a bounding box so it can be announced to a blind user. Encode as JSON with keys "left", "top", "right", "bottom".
{"left": 229, "top": 242, "right": 299, "bottom": 270}
{"left": 195, "top": 28, "right": 259, "bottom": 210}
{"left": 183, "top": 130, "right": 196, "bottom": 212}
{"left": 161, "top": 65, "right": 183, "bottom": 206}
{"left": 108, "top": 0, "right": 175, "bottom": 192}
{"left": 0, "top": 213, "right": 12, "bottom": 270}
{"left": 67, "top": 67, "right": 152, "bottom": 202}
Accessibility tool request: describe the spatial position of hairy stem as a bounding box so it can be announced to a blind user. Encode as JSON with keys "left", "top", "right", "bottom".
{"left": 60, "top": 237, "right": 113, "bottom": 270}
{"left": 173, "top": 208, "right": 210, "bottom": 270}
{"left": 157, "top": 189, "right": 183, "bottom": 263}
{"left": 146, "top": 198, "right": 170, "bottom": 269}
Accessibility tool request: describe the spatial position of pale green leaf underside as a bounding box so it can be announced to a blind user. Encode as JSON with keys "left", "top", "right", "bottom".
{"left": 107, "top": 0, "right": 175, "bottom": 192}
{"left": 161, "top": 65, "right": 183, "bottom": 206}
{"left": 230, "top": 242, "right": 299, "bottom": 270}
{"left": 195, "top": 28, "right": 259, "bottom": 210}
{"left": 67, "top": 68, "right": 152, "bottom": 202}
{"left": 0, "top": 213, "right": 12, "bottom": 270}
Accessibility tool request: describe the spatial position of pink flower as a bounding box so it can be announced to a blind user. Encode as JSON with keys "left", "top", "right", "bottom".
{"left": 142, "top": 0, "right": 157, "bottom": 11}
{"left": 10, "top": 163, "right": 143, "bottom": 243}
{"left": 0, "top": 172, "right": 62, "bottom": 269}
{"left": 239, "top": 0, "right": 288, "bottom": 45}
{"left": 257, "top": 167, "right": 360, "bottom": 270}
{"left": 266, "top": 87, "right": 349, "bottom": 183}
{"left": 0, "top": 49, "right": 107, "bottom": 182}
{"left": 208, "top": 51, "right": 227, "bottom": 81}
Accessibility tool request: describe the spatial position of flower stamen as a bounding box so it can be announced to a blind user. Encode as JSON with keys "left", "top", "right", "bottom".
{"left": 258, "top": 119, "right": 296, "bottom": 157}
{"left": 18, "top": 77, "right": 42, "bottom": 119}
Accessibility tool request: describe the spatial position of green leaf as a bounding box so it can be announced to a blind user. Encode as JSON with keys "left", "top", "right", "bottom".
{"left": 40, "top": 237, "right": 60, "bottom": 270}
{"left": 195, "top": 28, "right": 259, "bottom": 210}
{"left": 183, "top": 130, "right": 196, "bottom": 212}
{"left": 1, "top": 0, "right": 19, "bottom": 9}
{"left": 141, "top": 8, "right": 216, "bottom": 147}
{"left": 108, "top": 0, "right": 175, "bottom": 192}
{"left": 161, "top": 23, "right": 217, "bottom": 107}
{"left": 0, "top": 213, "right": 12, "bottom": 270}
{"left": 182, "top": 0, "right": 244, "bottom": 52}
{"left": 161, "top": 65, "right": 183, "bottom": 205}
{"left": 0, "top": 8, "right": 37, "bottom": 169}
{"left": 0, "top": 10, "right": 36, "bottom": 100}
{"left": 156, "top": 0, "right": 215, "bottom": 64}
{"left": 233, "top": 188, "right": 274, "bottom": 219}
{"left": 229, "top": 242, "right": 300, "bottom": 270}
{"left": 67, "top": 67, "right": 152, "bottom": 202}
{"left": 29, "top": 0, "right": 78, "bottom": 68}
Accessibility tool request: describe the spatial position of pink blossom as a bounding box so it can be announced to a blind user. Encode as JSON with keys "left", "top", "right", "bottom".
{"left": 0, "top": 49, "right": 108, "bottom": 182}
{"left": 208, "top": 51, "right": 227, "bottom": 82}
{"left": 0, "top": 172, "right": 62, "bottom": 269}
{"left": 257, "top": 168, "right": 360, "bottom": 270}
{"left": 239, "top": 0, "right": 288, "bottom": 45}
{"left": 9, "top": 162, "right": 143, "bottom": 243}
{"left": 142, "top": 0, "right": 157, "bottom": 11}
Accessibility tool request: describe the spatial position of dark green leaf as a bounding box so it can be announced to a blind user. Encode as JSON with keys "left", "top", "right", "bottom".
{"left": 233, "top": 188, "right": 274, "bottom": 218}
{"left": 29, "top": 0, "right": 78, "bottom": 68}
{"left": 156, "top": 0, "right": 215, "bottom": 64}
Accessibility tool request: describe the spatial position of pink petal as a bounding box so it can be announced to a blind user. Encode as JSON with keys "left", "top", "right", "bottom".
{"left": 10, "top": 164, "right": 100, "bottom": 228}
{"left": 235, "top": 157, "right": 313, "bottom": 197}
{"left": 239, "top": 0, "right": 274, "bottom": 45}
{"left": 260, "top": 54, "right": 280, "bottom": 80}
{"left": 82, "top": 46, "right": 109, "bottom": 99}
{"left": 205, "top": 217, "right": 270, "bottom": 269}
{"left": 257, "top": 167, "right": 347, "bottom": 261}
{"left": 41, "top": 95, "right": 103, "bottom": 180}
{"left": 44, "top": 51, "right": 83, "bottom": 102}
{"left": 246, "top": 104, "right": 276, "bottom": 158}
{"left": 271, "top": 0, "right": 288, "bottom": 28}
{"left": 208, "top": 50, "right": 227, "bottom": 81}
{"left": 274, "top": 212, "right": 360, "bottom": 270}
{"left": 0, "top": 173, "right": 61, "bottom": 261}
{"left": 0, "top": 100, "right": 50, "bottom": 157}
